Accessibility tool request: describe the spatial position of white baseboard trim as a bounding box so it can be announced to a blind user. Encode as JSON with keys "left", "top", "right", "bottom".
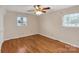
{"left": 39, "top": 33, "right": 79, "bottom": 48}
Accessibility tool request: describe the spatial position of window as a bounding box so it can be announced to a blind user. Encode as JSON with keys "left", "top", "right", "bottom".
{"left": 17, "top": 16, "right": 27, "bottom": 26}
{"left": 63, "top": 13, "right": 79, "bottom": 27}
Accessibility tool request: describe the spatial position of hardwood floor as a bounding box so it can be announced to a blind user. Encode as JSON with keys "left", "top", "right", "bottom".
{"left": 1, "top": 34, "right": 79, "bottom": 53}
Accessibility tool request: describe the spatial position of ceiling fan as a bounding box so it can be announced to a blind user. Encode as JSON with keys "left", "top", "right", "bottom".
{"left": 27, "top": 5, "right": 50, "bottom": 15}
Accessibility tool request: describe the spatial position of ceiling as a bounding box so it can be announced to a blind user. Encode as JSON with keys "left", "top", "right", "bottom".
{"left": 0, "top": 5, "right": 75, "bottom": 15}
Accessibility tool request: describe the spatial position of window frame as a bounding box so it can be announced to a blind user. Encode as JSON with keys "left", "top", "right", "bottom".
{"left": 63, "top": 13, "right": 79, "bottom": 27}
{"left": 17, "top": 16, "right": 27, "bottom": 26}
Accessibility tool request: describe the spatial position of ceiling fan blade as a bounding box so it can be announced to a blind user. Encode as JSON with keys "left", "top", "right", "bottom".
{"left": 42, "top": 11, "right": 46, "bottom": 13}
{"left": 34, "top": 5, "right": 41, "bottom": 9}
{"left": 43, "top": 7, "right": 50, "bottom": 10}
{"left": 37, "top": 5, "right": 41, "bottom": 7}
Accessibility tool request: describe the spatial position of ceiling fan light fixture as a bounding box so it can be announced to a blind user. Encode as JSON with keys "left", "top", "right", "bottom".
{"left": 27, "top": 5, "right": 50, "bottom": 15}
{"left": 35, "top": 11, "right": 43, "bottom": 15}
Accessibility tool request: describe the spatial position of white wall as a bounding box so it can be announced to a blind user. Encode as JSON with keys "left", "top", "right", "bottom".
{"left": 0, "top": 8, "right": 6, "bottom": 49}
{"left": 39, "top": 6, "right": 79, "bottom": 47}
{"left": 4, "top": 11, "right": 39, "bottom": 40}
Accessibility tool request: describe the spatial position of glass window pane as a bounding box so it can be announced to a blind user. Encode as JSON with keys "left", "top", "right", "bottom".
{"left": 17, "top": 16, "right": 27, "bottom": 26}
{"left": 63, "top": 13, "right": 79, "bottom": 27}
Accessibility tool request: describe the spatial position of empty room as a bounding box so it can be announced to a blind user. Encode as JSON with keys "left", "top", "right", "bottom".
{"left": 0, "top": 5, "right": 79, "bottom": 53}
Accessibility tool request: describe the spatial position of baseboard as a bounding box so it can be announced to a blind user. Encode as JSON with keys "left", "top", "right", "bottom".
{"left": 39, "top": 33, "right": 79, "bottom": 48}
{"left": 4, "top": 33, "right": 38, "bottom": 40}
